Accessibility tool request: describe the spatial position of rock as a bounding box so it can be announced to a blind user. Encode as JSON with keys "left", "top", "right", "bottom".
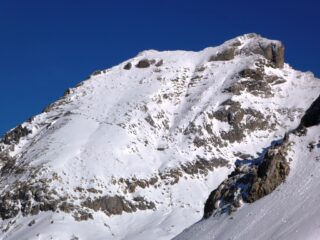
{"left": 124, "top": 62, "right": 132, "bottom": 70}
{"left": 91, "top": 70, "right": 102, "bottom": 76}
{"left": 155, "top": 59, "right": 163, "bottom": 67}
{"left": 2, "top": 125, "right": 31, "bottom": 145}
{"left": 28, "top": 219, "right": 36, "bottom": 227}
{"left": 299, "top": 94, "right": 320, "bottom": 128}
{"left": 209, "top": 47, "right": 236, "bottom": 61}
{"left": 136, "top": 59, "right": 152, "bottom": 68}
{"left": 203, "top": 136, "right": 290, "bottom": 218}
{"left": 239, "top": 68, "right": 264, "bottom": 80}
{"left": 73, "top": 210, "right": 93, "bottom": 221}
{"left": 246, "top": 144, "right": 289, "bottom": 202}
{"left": 240, "top": 36, "right": 285, "bottom": 68}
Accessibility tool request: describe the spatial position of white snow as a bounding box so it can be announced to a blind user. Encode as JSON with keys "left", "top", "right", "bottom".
{"left": 175, "top": 126, "right": 320, "bottom": 240}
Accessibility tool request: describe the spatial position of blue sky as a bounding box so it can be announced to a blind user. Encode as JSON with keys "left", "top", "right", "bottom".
{"left": 1, "top": 0, "right": 319, "bottom": 136}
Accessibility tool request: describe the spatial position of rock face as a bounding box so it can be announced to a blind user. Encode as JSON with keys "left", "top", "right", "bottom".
{"left": 239, "top": 33, "right": 285, "bottom": 68}
{"left": 1, "top": 125, "right": 31, "bottom": 145}
{"left": 136, "top": 59, "right": 155, "bottom": 68}
{"left": 209, "top": 33, "right": 285, "bottom": 68}
{"left": 82, "top": 195, "right": 155, "bottom": 215}
{"left": 299, "top": 94, "right": 320, "bottom": 128}
{"left": 203, "top": 137, "right": 290, "bottom": 218}
{"left": 209, "top": 47, "right": 236, "bottom": 61}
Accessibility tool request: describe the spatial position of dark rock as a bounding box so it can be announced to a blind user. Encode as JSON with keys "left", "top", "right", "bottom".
{"left": 145, "top": 115, "right": 156, "bottom": 128}
{"left": 82, "top": 195, "right": 131, "bottom": 215}
{"left": 59, "top": 202, "right": 75, "bottom": 213}
{"left": 2, "top": 125, "right": 31, "bottom": 145}
{"left": 209, "top": 48, "right": 236, "bottom": 61}
{"left": 28, "top": 219, "right": 36, "bottom": 227}
{"left": 1, "top": 155, "right": 16, "bottom": 176}
{"left": 159, "top": 169, "right": 183, "bottom": 185}
{"left": 239, "top": 68, "right": 264, "bottom": 80}
{"left": 136, "top": 59, "right": 152, "bottom": 68}
{"left": 91, "top": 70, "right": 102, "bottom": 76}
{"left": 73, "top": 210, "right": 93, "bottom": 221}
{"left": 181, "top": 157, "right": 229, "bottom": 176}
{"left": 155, "top": 60, "right": 163, "bottom": 67}
{"left": 82, "top": 195, "right": 154, "bottom": 215}
{"left": 245, "top": 40, "right": 284, "bottom": 68}
{"left": 299, "top": 94, "right": 320, "bottom": 129}
{"left": 246, "top": 144, "right": 289, "bottom": 202}
{"left": 203, "top": 137, "right": 290, "bottom": 218}
{"left": 124, "top": 62, "right": 132, "bottom": 70}
{"left": 211, "top": 100, "right": 270, "bottom": 143}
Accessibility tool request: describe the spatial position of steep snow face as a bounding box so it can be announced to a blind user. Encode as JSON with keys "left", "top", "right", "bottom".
{"left": 174, "top": 124, "right": 320, "bottom": 240}
{"left": 0, "top": 33, "right": 319, "bottom": 240}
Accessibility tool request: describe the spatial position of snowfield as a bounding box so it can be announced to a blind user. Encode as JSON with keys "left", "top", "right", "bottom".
{"left": 175, "top": 125, "right": 320, "bottom": 240}
{"left": 0, "top": 33, "right": 319, "bottom": 240}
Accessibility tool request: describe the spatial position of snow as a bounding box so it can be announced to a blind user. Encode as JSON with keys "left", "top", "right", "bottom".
{"left": 0, "top": 34, "right": 319, "bottom": 239}
{"left": 175, "top": 126, "right": 320, "bottom": 240}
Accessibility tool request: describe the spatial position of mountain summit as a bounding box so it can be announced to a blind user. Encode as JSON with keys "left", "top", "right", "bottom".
{"left": 0, "top": 34, "right": 319, "bottom": 240}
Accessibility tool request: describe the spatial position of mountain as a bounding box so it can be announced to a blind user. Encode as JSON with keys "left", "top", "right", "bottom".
{"left": 0, "top": 33, "right": 319, "bottom": 240}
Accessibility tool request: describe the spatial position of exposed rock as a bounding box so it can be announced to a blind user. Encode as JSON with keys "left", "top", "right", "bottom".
{"left": 82, "top": 195, "right": 155, "bottom": 215}
{"left": 159, "top": 169, "right": 183, "bottom": 185}
{"left": 240, "top": 35, "right": 285, "bottom": 68}
{"left": 204, "top": 137, "right": 290, "bottom": 218}
{"left": 299, "top": 94, "right": 320, "bottom": 128}
{"left": 91, "top": 70, "right": 102, "bottom": 76}
{"left": 239, "top": 68, "right": 264, "bottom": 80}
{"left": 123, "top": 62, "right": 132, "bottom": 70}
{"left": 208, "top": 34, "right": 284, "bottom": 68}
{"left": 136, "top": 59, "right": 153, "bottom": 68}
{"left": 211, "top": 100, "right": 271, "bottom": 143}
{"left": 28, "top": 219, "right": 36, "bottom": 227}
{"left": 1, "top": 125, "right": 31, "bottom": 145}
{"left": 209, "top": 47, "right": 236, "bottom": 61}
{"left": 246, "top": 142, "right": 290, "bottom": 202}
{"left": 224, "top": 66, "right": 274, "bottom": 97}
{"left": 155, "top": 59, "right": 163, "bottom": 67}
{"left": 73, "top": 211, "right": 93, "bottom": 221}
{"left": 181, "top": 157, "right": 229, "bottom": 176}
{"left": 145, "top": 115, "right": 156, "bottom": 128}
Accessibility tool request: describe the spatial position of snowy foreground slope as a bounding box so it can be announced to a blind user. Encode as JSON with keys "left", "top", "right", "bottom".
{"left": 0, "top": 33, "right": 319, "bottom": 240}
{"left": 175, "top": 101, "right": 320, "bottom": 240}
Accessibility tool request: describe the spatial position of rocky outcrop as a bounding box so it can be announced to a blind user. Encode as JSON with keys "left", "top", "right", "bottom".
{"left": 1, "top": 125, "right": 31, "bottom": 145}
{"left": 299, "top": 94, "right": 320, "bottom": 128}
{"left": 203, "top": 138, "right": 290, "bottom": 218}
{"left": 82, "top": 195, "right": 155, "bottom": 215}
{"left": 224, "top": 60, "right": 285, "bottom": 98}
{"left": 203, "top": 91, "right": 319, "bottom": 219}
{"left": 0, "top": 177, "right": 155, "bottom": 221}
{"left": 209, "top": 47, "right": 236, "bottom": 61}
{"left": 239, "top": 34, "right": 285, "bottom": 68}
{"left": 124, "top": 62, "right": 132, "bottom": 70}
{"left": 136, "top": 59, "right": 155, "bottom": 68}
{"left": 209, "top": 33, "right": 285, "bottom": 68}
{"left": 210, "top": 100, "right": 271, "bottom": 143}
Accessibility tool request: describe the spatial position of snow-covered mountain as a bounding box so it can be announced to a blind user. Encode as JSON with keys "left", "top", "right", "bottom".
{"left": 0, "top": 33, "right": 319, "bottom": 240}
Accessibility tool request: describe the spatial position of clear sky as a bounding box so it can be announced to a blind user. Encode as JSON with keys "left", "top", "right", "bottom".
{"left": 1, "top": 0, "right": 319, "bottom": 136}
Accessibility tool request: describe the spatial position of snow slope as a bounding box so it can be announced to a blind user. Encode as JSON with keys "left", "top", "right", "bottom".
{"left": 175, "top": 124, "right": 320, "bottom": 240}
{"left": 0, "top": 33, "right": 319, "bottom": 240}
